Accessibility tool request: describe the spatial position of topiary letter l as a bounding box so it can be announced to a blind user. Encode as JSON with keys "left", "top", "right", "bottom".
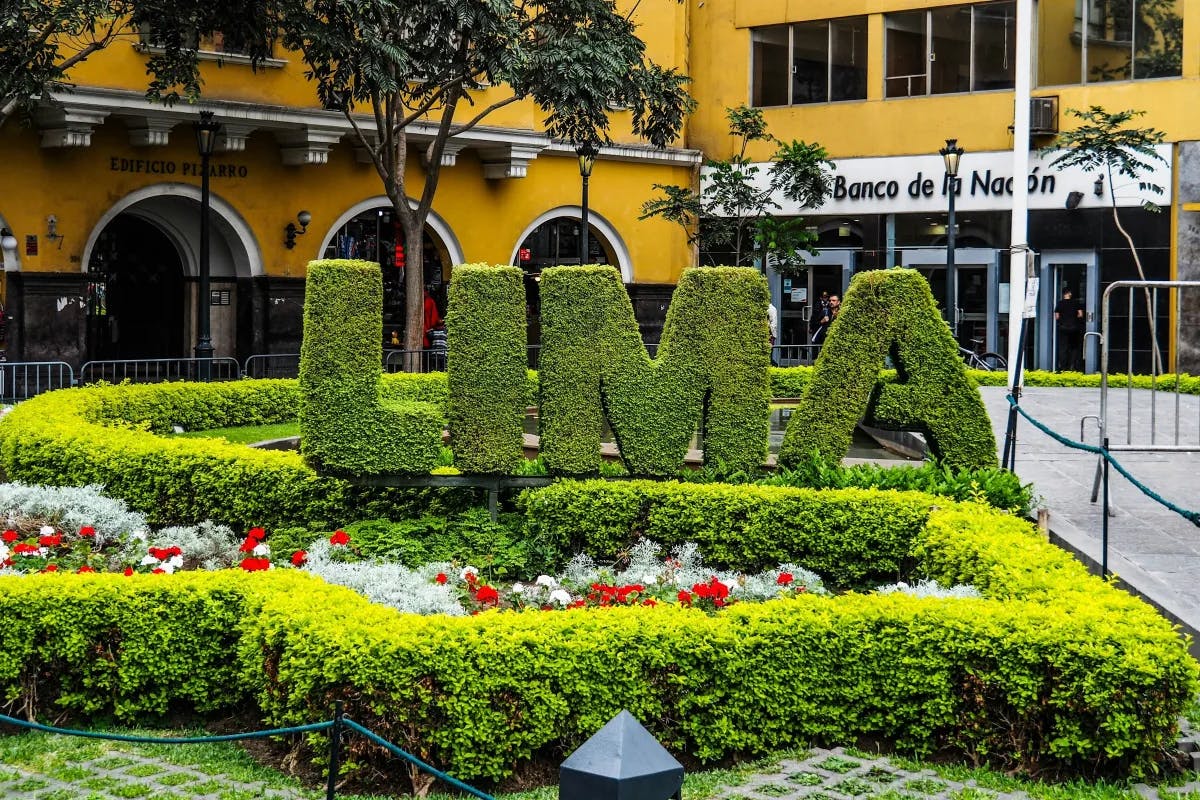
{"left": 298, "top": 259, "right": 443, "bottom": 475}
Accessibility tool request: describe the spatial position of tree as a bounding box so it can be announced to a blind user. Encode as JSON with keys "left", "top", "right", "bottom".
{"left": 0, "top": 0, "right": 270, "bottom": 131}
{"left": 1047, "top": 106, "right": 1167, "bottom": 373}
{"left": 639, "top": 105, "right": 833, "bottom": 272}
{"left": 222, "top": 0, "right": 691, "bottom": 368}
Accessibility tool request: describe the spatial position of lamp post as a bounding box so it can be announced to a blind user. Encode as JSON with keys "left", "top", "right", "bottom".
{"left": 193, "top": 111, "right": 221, "bottom": 380}
{"left": 939, "top": 138, "right": 964, "bottom": 341}
{"left": 576, "top": 143, "right": 598, "bottom": 265}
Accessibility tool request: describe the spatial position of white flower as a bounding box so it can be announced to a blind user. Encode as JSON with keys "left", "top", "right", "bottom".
{"left": 535, "top": 574, "right": 557, "bottom": 588}
{"left": 548, "top": 589, "right": 573, "bottom": 606}
{"left": 159, "top": 562, "right": 176, "bottom": 574}
{"left": 642, "top": 573, "right": 658, "bottom": 585}
{"left": 0, "top": 544, "right": 8, "bottom": 561}
{"left": 130, "top": 530, "right": 148, "bottom": 542}
{"left": 252, "top": 543, "right": 270, "bottom": 557}
{"left": 37, "top": 547, "right": 48, "bottom": 558}
{"left": 140, "top": 554, "right": 160, "bottom": 566}
{"left": 39, "top": 525, "right": 55, "bottom": 537}
{"left": 720, "top": 579, "right": 737, "bottom": 593}
{"left": 511, "top": 582, "right": 525, "bottom": 594}
{"left": 167, "top": 555, "right": 184, "bottom": 569}
{"left": 460, "top": 566, "right": 478, "bottom": 580}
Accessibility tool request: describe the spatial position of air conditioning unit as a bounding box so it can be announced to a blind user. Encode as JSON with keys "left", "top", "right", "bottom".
{"left": 1030, "top": 96, "right": 1058, "bottom": 135}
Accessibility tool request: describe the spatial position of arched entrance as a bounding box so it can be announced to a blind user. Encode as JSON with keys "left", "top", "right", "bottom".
{"left": 320, "top": 202, "right": 460, "bottom": 344}
{"left": 83, "top": 185, "right": 258, "bottom": 362}
{"left": 87, "top": 217, "right": 184, "bottom": 360}
{"left": 510, "top": 208, "right": 630, "bottom": 353}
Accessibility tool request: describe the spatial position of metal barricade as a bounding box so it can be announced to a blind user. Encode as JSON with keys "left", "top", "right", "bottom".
{"left": 0, "top": 361, "right": 75, "bottom": 402}
{"left": 771, "top": 344, "right": 820, "bottom": 366}
{"left": 384, "top": 348, "right": 447, "bottom": 373}
{"left": 78, "top": 357, "right": 242, "bottom": 385}
{"left": 1090, "top": 280, "right": 1200, "bottom": 503}
{"left": 242, "top": 353, "right": 302, "bottom": 379}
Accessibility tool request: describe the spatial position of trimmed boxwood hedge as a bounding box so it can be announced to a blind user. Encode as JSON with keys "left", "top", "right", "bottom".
{"left": 780, "top": 268, "right": 997, "bottom": 470}
{"left": 446, "top": 265, "right": 528, "bottom": 474}
{"left": 520, "top": 480, "right": 933, "bottom": 588}
{"left": 299, "top": 259, "right": 443, "bottom": 475}
{"left": 0, "top": 492, "right": 1194, "bottom": 782}
{"left": 0, "top": 377, "right": 452, "bottom": 529}
{"left": 539, "top": 265, "right": 770, "bottom": 476}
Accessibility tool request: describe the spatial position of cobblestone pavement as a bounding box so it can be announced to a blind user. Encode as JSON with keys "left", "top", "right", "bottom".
{"left": 6, "top": 741, "right": 1200, "bottom": 800}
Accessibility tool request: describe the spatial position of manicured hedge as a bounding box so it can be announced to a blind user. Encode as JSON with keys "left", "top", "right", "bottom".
{"left": 539, "top": 266, "right": 770, "bottom": 476}
{"left": 520, "top": 480, "right": 933, "bottom": 588}
{"left": 780, "top": 269, "right": 997, "bottom": 470}
{"left": 0, "top": 379, "right": 452, "bottom": 529}
{"left": 299, "top": 259, "right": 443, "bottom": 475}
{"left": 0, "top": 493, "right": 1193, "bottom": 782}
{"left": 446, "top": 265, "right": 527, "bottom": 474}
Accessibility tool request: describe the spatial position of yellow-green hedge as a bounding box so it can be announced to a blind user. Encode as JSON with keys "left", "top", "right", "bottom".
{"left": 0, "top": 495, "right": 1194, "bottom": 781}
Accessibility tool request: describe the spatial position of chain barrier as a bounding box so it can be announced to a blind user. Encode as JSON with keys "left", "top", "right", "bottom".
{"left": 1006, "top": 393, "right": 1200, "bottom": 528}
{"left": 0, "top": 709, "right": 494, "bottom": 800}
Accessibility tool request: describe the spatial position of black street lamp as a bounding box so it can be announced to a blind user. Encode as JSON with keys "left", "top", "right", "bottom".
{"left": 939, "top": 138, "right": 965, "bottom": 341}
{"left": 576, "top": 143, "right": 598, "bottom": 265}
{"left": 193, "top": 110, "right": 221, "bottom": 380}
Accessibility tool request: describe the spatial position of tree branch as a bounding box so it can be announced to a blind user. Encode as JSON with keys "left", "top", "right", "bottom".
{"left": 446, "top": 93, "right": 519, "bottom": 138}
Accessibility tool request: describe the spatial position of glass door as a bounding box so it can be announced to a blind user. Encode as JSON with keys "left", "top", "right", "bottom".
{"left": 1037, "top": 250, "right": 1098, "bottom": 373}
{"left": 769, "top": 250, "right": 854, "bottom": 364}
{"left": 899, "top": 248, "right": 1002, "bottom": 352}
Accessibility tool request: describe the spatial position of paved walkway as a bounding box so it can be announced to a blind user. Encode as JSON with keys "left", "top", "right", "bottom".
{"left": 979, "top": 386, "right": 1200, "bottom": 654}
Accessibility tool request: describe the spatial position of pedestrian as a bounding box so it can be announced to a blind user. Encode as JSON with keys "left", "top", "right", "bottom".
{"left": 1054, "top": 288, "right": 1084, "bottom": 372}
{"left": 809, "top": 291, "right": 831, "bottom": 350}
{"left": 422, "top": 288, "right": 442, "bottom": 348}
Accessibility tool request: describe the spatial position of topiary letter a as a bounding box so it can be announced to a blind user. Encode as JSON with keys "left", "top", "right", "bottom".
{"left": 298, "top": 259, "right": 443, "bottom": 476}
{"left": 539, "top": 265, "right": 771, "bottom": 476}
{"left": 778, "top": 268, "right": 997, "bottom": 470}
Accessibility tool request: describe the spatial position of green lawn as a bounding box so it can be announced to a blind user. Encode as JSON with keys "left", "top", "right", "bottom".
{"left": 173, "top": 422, "right": 300, "bottom": 445}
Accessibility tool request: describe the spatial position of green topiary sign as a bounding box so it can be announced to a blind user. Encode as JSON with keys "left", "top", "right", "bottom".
{"left": 298, "top": 261, "right": 996, "bottom": 475}
{"left": 779, "top": 268, "right": 998, "bottom": 470}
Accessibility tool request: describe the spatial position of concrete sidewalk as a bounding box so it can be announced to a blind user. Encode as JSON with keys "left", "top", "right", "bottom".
{"left": 979, "top": 386, "right": 1200, "bottom": 653}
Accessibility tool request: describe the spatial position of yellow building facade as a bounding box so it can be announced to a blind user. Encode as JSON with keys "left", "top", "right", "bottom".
{"left": 1, "top": 0, "right": 1197, "bottom": 374}
{"left": 0, "top": 1, "right": 695, "bottom": 366}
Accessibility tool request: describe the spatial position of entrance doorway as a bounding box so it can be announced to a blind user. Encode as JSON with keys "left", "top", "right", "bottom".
{"left": 1037, "top": 250, "right": 1098, "bottom": 373}
{"left": 771, "top": 250, "right": 854, "bottom": 364}
{"left": 86, "top": 216, "right": 185, "bottom": 361}
{"left": 900, "top": 248, "right": 1002, "bottom": 352}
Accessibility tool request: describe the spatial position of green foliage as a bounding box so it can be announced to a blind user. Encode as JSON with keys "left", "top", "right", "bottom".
{"left": 519, "top": 480, "right": 935, "bottom": 589}
{"left": 298, "top": 259, "right": 443, "bottom": 475}
{"left": 779, "top": 269, "right": 997, "bottom": 470}
{"left": 641, "top": 105, "right": 832, "bottom": 272}
{"left": 447, "top": 265, "right": 527, "bottom": 474}
{"left": 3, "top": 495, "right": 1193, "bottom": 783}
{"left": 539, "top": 265, "right": 770, "bottom": 476}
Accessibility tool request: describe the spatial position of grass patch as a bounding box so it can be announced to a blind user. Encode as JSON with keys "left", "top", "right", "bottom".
{"left": 173, "top": 422, "right": 300, "bottom": 444}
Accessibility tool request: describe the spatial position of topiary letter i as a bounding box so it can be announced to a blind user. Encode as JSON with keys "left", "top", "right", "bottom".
{"left": 298, "top": 259, "right": 443, "bottom": 475}
{"left": 778, "top": 268, "right": 997, "bottom": 470}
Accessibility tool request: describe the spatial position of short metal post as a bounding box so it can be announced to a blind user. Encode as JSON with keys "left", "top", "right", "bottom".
{"left": 488, "top": 487, "right": 499, "bottom": 522}
{"left": 1101, "top": 437, "right": 1110, "bottom": 580}
{"left": 327, "top": 701, "right": 343, "bottom": 800}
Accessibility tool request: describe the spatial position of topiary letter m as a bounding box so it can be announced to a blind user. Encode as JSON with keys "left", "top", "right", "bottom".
{"left": 299, "top": 259, "right": 443, "bottom": 476}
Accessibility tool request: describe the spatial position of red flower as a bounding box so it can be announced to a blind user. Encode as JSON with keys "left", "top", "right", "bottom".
{"left": 77, "top": 565, "right": 95, "bottom": 573}
{"left": 238, "top": 538, "right": 258, "bottom": 553}
{"left": 38, "top": 534, "right": 62, "bottom": 547}
{"left": 240, "top": 557, "right": 271, "bottom": 572}
{"left": 776, "top": 572, "right": 794, "bottom": 586}
{"left": 642, "top": 598, "right": 658, "bottom": 607}
{"left": 148, "top": 546, "right": 183, "bottom": 561}
{"left": 152, "top": 568, "right": 165, "bottom": 574}
{"left": 43, "top": 564, "right": 59, "bottom": 573}
{"left": 329, "top": 530, "right": 350, "bottom": 546}
{"left": 13, "top": 543, "right": 39, "bottom": 555}
{"left": 247, "top": 527, "right": 266, "bottom": 541}
{"left": 2, "top": 530, "right": 17, "bottom": 543}
{"left": 474, "top": 585, "right": 500, "bottom": 604}
{"left": 290, "top": 550, "right": 307, "bottom": 567}
{"left": 435, "top": 572, "right": 448, "bottom": 585}
{"left": 677, "top": 590, "right": 693, "bottom": 605}
{"left": 78, "top": 526, "right": 96, "bottom": 538}
{"left": 123, "top": 567, "right": 134, "bottom": 576}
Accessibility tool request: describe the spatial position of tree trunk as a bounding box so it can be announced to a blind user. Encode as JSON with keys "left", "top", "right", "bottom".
{"left": 402, "top": 217, "right": 425, "bottom": 372}
{"left": 1108, "top": 173, "right": 1164, "bottom": 375}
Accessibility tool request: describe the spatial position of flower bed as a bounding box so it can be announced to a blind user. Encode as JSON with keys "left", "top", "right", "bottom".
{"left": 0, "top": 492, "right": 1194, "bottom": 783}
